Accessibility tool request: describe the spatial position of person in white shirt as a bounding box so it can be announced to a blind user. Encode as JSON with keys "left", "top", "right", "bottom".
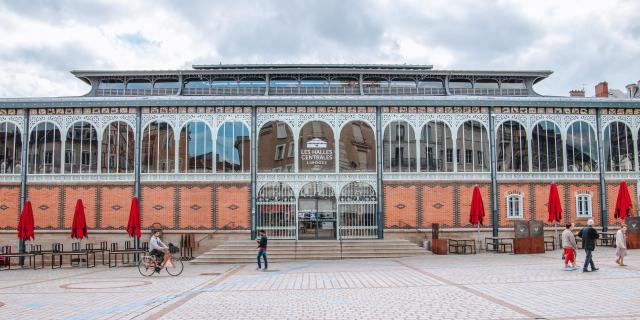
{"left": 616, "top": 225, "right": 628, "bottom": 266}
{"left": 149, "top": 230, "right": 168, "bottom": 272}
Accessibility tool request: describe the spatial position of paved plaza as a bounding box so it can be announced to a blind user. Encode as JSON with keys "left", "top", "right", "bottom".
{"left": 1, "top": 247, "right": 639, "bottom": 319}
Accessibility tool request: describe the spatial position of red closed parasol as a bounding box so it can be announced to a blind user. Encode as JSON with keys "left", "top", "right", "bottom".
{"left": 547, "top": 184, "right": 563, "bottom": 223}
{"left": 17, "top": 201, "right": 35, "bottom": 241}
{"left": 614, "top": 181, "right": 632, "bottom": 220}
{"left": 70, "top": 199, "right": 88, "bottom": 239}
{"left": 469, "top": 186, "right": 485, "bottom": 226}
{"left": 127, "top": 197, "right": 141, "bottom": 238}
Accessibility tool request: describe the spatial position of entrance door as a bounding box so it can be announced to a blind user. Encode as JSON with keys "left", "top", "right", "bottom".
{"left": 298, "top": 182, "right": 336, "bottom": 240}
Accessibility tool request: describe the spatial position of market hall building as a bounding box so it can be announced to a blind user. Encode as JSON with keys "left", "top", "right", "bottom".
{"left": 0, "top": 64, "right": 638, "bottom": 245}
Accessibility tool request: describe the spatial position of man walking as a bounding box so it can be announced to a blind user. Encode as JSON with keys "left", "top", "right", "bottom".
{"left": 577, "top": 219, "right": 599, "bottom": 272}
{"left": 256, "top": 230, "right": 268, "bottom": 271}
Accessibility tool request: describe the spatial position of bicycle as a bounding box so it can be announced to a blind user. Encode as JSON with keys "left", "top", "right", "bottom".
{"left": 138, "top": 250, "right": 184, "bottom": 276}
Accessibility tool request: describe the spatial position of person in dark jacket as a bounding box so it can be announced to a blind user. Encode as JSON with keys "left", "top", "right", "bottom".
{"left": 256, "top": 229, "right": 268, "bottom": 271}
{"left": 576, "top": 219, "right": 599, "bottom": 272}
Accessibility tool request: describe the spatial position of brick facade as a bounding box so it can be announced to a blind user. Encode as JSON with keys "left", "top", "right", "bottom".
{"left": 0, "top": 186, "right": 19, "bottom": 229}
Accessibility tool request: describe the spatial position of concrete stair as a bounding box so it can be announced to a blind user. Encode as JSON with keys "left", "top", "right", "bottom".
{"left": 191, "top": 239, "right": 425, "bottom": 264}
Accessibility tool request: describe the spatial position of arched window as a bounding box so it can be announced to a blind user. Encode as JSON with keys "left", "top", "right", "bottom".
{"left": 258, "top": 121, "right": 294, "bottom": 173}
{"left": 339, "top": 120, "right": 376, "bottom": 172}
{"left": 299, "top": 182, "right": 337, "bottom": 240}
{"left": 101, "top": 121, "right": 134, "bottom": 173}
{"left": 604, "top": 122, "right": 635, "bottom": 171}
{"left": 298, "top": 121, "right": 335, "bottom": 172}
{"left": 496, "top": 120, "right": 528, "bottom": 172}
{"left": 339, "top": 182, "right": 377, "bottom": 239}
{"left": 141, "top": 121, "right": 175, "bottom": 173}
{"left": 216, "top": 122, "right": 250, "bottom": 173}
{"left": 456, "top": 120, "right": 489, "bottom": 172}
{"left": 566, "top": 121, "right": 598, "bottom": 172}
{"left": 256, "top": 182, "right": 296, "bottom": 239}
{"left": 0, "top": 122, "right": 22, "bottom": 174}
{"left": 64, "top": 121, "right": 98, "bottom": 173}
{"left": 179, "top": 121, "right": 212, "bottom": 173}
{"left": 531, "top": 121, "right": 563, "bottom": 172}
{"left": 28, "top": 122, "right": 61, "bottom": 174}
{"left": 383, "top": 120, "right": 416, "bottom": 172}
{"left": 506, "top": 194, "right": 524, "bottom": 219}
{"left": 420, "top": 120, "right": 453, "bottom": 172}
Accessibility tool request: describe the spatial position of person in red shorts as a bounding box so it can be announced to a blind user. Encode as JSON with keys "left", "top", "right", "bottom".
{"left": 562, "top": 223, "right": 578, "bottom": 270}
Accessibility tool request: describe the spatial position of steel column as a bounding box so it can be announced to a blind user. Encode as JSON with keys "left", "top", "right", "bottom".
{"left": 133, "top": 106, "right": 142, "bottom": 251}
{"left": 488, "top": 106, "right": 499, "bottom": 237}
{"left": 376, "top": 105, "right": 384, "bottom": 239}
{"left": 18, "top": 110, "right": 29, "bottom": 264}
{"left": 251, "top": 105, "right": 258, "bottom": 240}
{"left": 596, "top": 109, "right": 608, "bottom": 231}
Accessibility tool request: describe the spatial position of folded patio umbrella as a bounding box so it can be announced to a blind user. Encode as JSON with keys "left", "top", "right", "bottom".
{"left": 614, "top": 181, "right": 632, "bottom": 220}
{"left": 17, "top": 201, "right": 35, "bottom": 241}
{"left": 469, "top": 186, "right": 485, "bottom": 226}
{"left": 127, "top": 197, "right": 141, "bottom": 238}
{"left": 547, "top": 184, "right": 562, "bottom": 223}
{"left": 71, "top": 199, "right": 88, "bottom": 239}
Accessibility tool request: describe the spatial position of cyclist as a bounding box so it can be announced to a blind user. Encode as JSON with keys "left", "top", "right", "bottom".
{"left": 149, "top": 230, "right": 168, "bottom": 272}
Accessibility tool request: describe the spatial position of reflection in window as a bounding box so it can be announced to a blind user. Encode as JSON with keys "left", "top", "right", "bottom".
{"left": 0, "top": 122, "right": 22, "bottom": 174}
{"left": 496, "top": 120, "right": 528, "bottom": 172}
{"left": 258, "top": 121, "right": 293, "bottom": 172}
{"left": 531, "top": 121, "right": 563, "bottom": 172}
{"left": 298, "top": 121, "right": 334, "bottom": 172}
{"left": 420, "top": 121, "right": 452, "bottom": 172}
{"left": 28, "top": 122, "right": 61, "bottom": 174}
{"left": 383, "top": 120, "right": 416, "bottom": 172}
{"left": 179, "top": 121, "right": 212, "bottom": 173}
{"left": 102, "top": 121, "right": 134, "bottom": 173}
{"left": 339, "top": 121, "right": 376, "bottom": 172}
{"left": 566, "top": 121, "right": 598, "bottom": 172}
{"left": 64, "top": 121, "right": 98, "bottom": 173}
{"left": 457, "top": 120, "right": 489, "bottom": 172}
{"left": 604, "top": 121, "right": 635, "bottom": 171}
{"left": 142, "top": 121, "right": 175, "bottom": 173}
{"left": 216, "top": 122, "right": 250, "bottom": 173}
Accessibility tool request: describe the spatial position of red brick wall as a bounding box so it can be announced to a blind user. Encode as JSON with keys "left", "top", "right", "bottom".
{"left": 497, "top": 183, "right": 532, "bottom": 227}
{"left": 384, "top": 184, "right": 417, "bottom": 228}
{"left": 422, "top": 185, "right": 454, "bottom": 228}
{"left": 459, "top": 184, "right": 492, "bottom": 227}
{"left": 607, "top": 181, "right": 638, "bottom": 226}
{"left": 0, "top": 186, "right": 19, "bottom": 229}
{"left": 100, "top": 186, "right": 134, "bottom": 230}
{"left": 215, "top": 184, "right": 250, "bottom": 229}
{"left": 179, "top": 185, "right": 213, "bottom": 229}
{"left": 63, "top": 186, "right": 97, "bottom": 229}
{"left": 141, "top": 185, "right": 175, "bottom": 229}
{"left": 567, "top": 183, "right": 601, "bottom": 226}
{"left": 28, "top": 186, "right": 61, "bottom": 229}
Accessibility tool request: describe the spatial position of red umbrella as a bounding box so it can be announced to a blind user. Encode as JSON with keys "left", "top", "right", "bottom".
{"left": 469, "top": 186, "right": 485, "bottom": 225}
{"left": 614, "top": 181, "right": 632, "bottom": 220}
{"left": 547, "top": 184, "right": 563, "bottom": 223}
{"left": 17, "top": 201, "right": 35, "bottom": 241}
{"left": 127, "top": 197, "right": 141, "bottom": 238}
{"left": 70, "top": 199, "right": 88, "bottom": 239}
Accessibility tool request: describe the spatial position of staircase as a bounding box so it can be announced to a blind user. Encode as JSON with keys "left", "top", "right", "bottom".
{"left": 191, "top": 239, "right": 425, "bottom": 264}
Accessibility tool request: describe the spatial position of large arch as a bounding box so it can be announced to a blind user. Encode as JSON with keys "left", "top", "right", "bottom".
{"left": 298, "top": 120, "right": 335, "bottom": 172}
{"left": 0, "top": 122, "right": 22, "bottom": 174}
{"left": 531, "top": 120, "right": 563, "bottom": 172}
{"left": 420, "top": 120, "right": 453, "bottom": 172}
{"left": 383, "top": 120, "right": 416, "bottom": 172}
{"left": 456, "top": 120, "right": 489, "bottom": 172}
{"left": 256, "top": 182, "right": 296, "bottom": 239}
{"left": 604, "top": 121, "right": 635, "bottom": 171}
{"left": 496, "top": 120, "right": 529, "bottom": 172}
{"left": 216, "top": 121, "right": 250, "bottom": 173}
{"left": 258, "top": 120, "right": 294, "bottom": 173}
{"left": 179, "top": 121, "right": 213, "bottom": 173}
{"left": 339, "top": 120, "right": 376, "bottom": 172}
{"left": 566, "top": 121, "right": 598, "bottom": 172}
{"left": 141, "top": 120, "right": 175, "bottom": 173}
{"left": 28, "top": 121, "right": 62, "bottom": 174}
{"left": 65, "top": 121, "right": 98, "bottom": 173}
{"left": 102, "top": 121, "right": 135, "bottom": 173}
{"left": 298, "top": 182, "right": 337, "bottom": 240}
{"left": 338, "top": 182, "right": 377, "bottom": 239}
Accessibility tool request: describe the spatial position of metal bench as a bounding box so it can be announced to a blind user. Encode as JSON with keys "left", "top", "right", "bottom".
{"left": 51, "top": 243, "right": 96, "bottom": 269}
{"left": 448, "top": 239, "right": 476, "bottom": 254}
{"left": 108, "top": 241, "right": 148, "bottom": 268}
{"left": 0, "top": 245, "right": 42, "bottom": 270}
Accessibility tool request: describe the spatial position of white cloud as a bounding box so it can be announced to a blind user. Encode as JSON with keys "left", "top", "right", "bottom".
{"left": 0, "top": 0, "right": 638, "bottom": 98}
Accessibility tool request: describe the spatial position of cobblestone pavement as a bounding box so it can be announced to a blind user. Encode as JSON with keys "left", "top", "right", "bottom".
{"left": 1, "top": 247, "right": 639, "bottom": 319}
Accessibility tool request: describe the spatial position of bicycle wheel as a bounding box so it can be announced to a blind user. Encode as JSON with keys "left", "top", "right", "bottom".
{"left": 138, "top": 256, "right": 156, "bottom": 277}
{"left": 165, "top": 257, "right": 184, "bottom": 276}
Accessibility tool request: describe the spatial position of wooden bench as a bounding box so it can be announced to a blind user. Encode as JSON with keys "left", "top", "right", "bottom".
{"left": 108, "top": 241, "right": 148, "bottom": 268}
{"left": 448, "top": 239, "right": 476, "bottom": 254}
{"left": 50, "top": 243, "right": 96, "bottom": 269}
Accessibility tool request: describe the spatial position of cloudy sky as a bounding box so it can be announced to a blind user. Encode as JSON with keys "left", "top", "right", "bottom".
{"left": 0, "top": 0, "right": 638, "bottom": 98}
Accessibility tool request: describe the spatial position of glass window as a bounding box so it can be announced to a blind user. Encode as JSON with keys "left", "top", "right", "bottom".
{"left": 184, "top": 78, "right": 209, "bottom": 89}
{"left": 216, "top": 122, "right": 250, "bottom": 173}
{"left": 456, "top": 120, "right": 489, "bottom": 172}
{"left": 141, "top": 121, "right": 175, "bottom": 173}
{"left": 501, "top": 79, "right": 526, "bottom": 89}
{"left": 98, "top": 79, "right": 124, "bottom": 90}
{"left": 604, "top": 121, "right": 635, "bottom": 171}
{"left": 420, "top": 120, "right": 453, "bottom": 172}
{"left": 340, "top": 121, "right": 375, "bottom": 172}
{"left": 474, "top": 79, "right": 499, "bottom": 89}
{"left": 64, "top": 121, "right": 98, "bottom": 173}
{"left": 449, "top": 79, "right": 472, "bottom": 89}
{"left": 566, "top": 121, "right": 598, "bottom": 172}
{"left": 496, "top": 120, "right": 529, "bottom": 172}
{"left": 418, "top": 78, "right": 443, "bottom": 88}
{"left": 101, "top": 121, "right": 134, "bottom": 173}
{"left": 506, "top": 195, "right": 524, "bottom": 219}
{"left": 299, "top": 121, "right": 335, "bottom": 172}
{"left": 126, "top": 79, "right": 152, "bottom": 90}
{"left": 0, "top": 122, "right": 22, "bottom": 174}
{"left": 258, "top": 121, "right": 294, "bottom": 173}
{"left": 576, "top": 194, "right": 593, "bottom": 218}
{"left": 28, "top": 122, "right": 61, "bottom": 174}
{"left": 210, "top": 79, "right": 237, "bottom": 88}
{"left": 179, "top": 121, "right": 213, "bottom": 173}
{"left": 383, "top": 120, "right": 416, "bottom": 172}
{"left": 153, "top": 78, "right": 180, "bottom": 89}
{"left": 390, "top": 80, "right": 416, "bottom": 88}
{"left": 531, "top": 121, "right": 563, "bottom": 172}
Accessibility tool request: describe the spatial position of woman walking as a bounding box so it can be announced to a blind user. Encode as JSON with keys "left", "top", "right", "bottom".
{"left": 562, "top": 223, "right": 578, "bottom": 270}
{"left": 616, "top": 225, "right": 628, "bottom": 266}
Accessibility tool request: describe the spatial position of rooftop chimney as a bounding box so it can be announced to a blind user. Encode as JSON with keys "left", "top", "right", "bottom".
{"left": 626, "top": 82, "right": 639, "bottom": 99}
{"left": 570, "top": 89, "right": 585, "bottom": 97}
{"left": 595, "top": 81, "right": 609, "bottom": 98}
